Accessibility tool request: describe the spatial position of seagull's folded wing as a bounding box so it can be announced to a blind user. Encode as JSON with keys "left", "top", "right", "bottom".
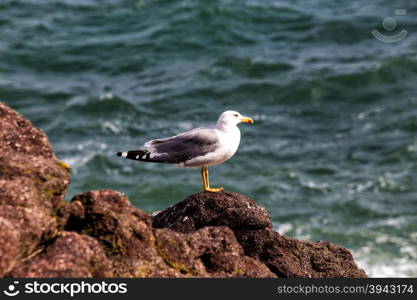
{"left": 144, "top": 127, "right": 220, "bottom": 163}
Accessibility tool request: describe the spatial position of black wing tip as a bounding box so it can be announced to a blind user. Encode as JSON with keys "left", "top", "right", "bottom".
{"left": 116, "top": 152, "right": 122, "bottom": 157}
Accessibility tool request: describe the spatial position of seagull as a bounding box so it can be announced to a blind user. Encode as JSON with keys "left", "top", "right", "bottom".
{"left": 117, "top": 110, "right": 253, "bottom": 192}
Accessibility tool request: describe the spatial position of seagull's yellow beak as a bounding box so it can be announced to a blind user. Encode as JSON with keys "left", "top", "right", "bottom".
{"left": 240, "top": 117, "right": 254, "bottom": 124}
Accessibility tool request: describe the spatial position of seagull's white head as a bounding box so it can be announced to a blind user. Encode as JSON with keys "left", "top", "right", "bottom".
{"left": 216, "top": 110, "right": 254, "bottom": 128}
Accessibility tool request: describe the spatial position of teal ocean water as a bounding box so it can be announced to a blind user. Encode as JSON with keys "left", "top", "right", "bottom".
{"left": 1, "top": 0, "right": 417, "bottom": 277}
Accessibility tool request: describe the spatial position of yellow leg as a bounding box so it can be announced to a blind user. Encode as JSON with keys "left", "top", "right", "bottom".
{"left": 203, "top": 166, "right": 224, "bottom": 192}
{"left": 200, "top": 167, "right": 208, "bottom": 190}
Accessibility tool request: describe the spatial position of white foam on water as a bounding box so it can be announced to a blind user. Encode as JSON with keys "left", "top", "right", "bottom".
{"left": 354, "top": 256, "right": 417, "bottom": 278}
{"left": 101, "top": 120, "right": 123, "bottom": 134}
{"left": 353, "top": 243, "right": 417, "bottom": 278}
{"left": 273, "top": 221, "right": 417, "bottom": 278}
{"left": 62, "top": 141, "right": 109, "bottom": 169}
{"left": 273, "top": 222, "right": 312, "bottom": 241}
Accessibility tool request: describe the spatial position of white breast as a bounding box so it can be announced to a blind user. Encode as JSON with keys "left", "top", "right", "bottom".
{"left": 217, "top": 126, "right": 241, "bottom": 158}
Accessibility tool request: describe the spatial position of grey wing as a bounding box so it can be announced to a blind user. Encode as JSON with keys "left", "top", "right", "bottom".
{"left": 144, "top": 128, "right": 219, "bottom": 163}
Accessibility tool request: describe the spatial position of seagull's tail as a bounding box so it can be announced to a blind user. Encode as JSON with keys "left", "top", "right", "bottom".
{"left": 116, "top": 150, "right": 166, "bottom": 163}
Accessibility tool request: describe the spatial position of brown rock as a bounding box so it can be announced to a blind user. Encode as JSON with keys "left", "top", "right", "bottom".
{"left": 0, "top": 217, "right": 20, "bottom": 275}
{"left": 59, "top": 189, "right": 275, "bottom": 277}
{"left": 58, "top": 189, "right": 177, "bottom": 277}
{"left": 0, "top": 101, "right": 71, "bottom": 276}
{"left": 0, "top": 204, "right": 56, "bottom": 258}
{"left": 9, "top": 232, "right": 113, "bottom": 278}
{"left": 152, "top": 191, "right": 368, "bottom": 278}
{"left": 155, "top": 226, "right": 275, "bottom": 277}
{"left": 0, "top": 102, "right": 54, "bottom": 158}
{"left": 64, "top": 190, "right": 150, "bottom": 256}
{"left": 153, "top": 191, "right": 272, "bottom": 232}
{"left": 235, "top": 229, "right": 367, "bottom": 278}
{"left": 0, "top": 102, "right": 70, "bottom": 207}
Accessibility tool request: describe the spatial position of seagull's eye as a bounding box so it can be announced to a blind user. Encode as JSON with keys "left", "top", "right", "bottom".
{"left": 233, "top": 114, "right": 239, "bottom": 117}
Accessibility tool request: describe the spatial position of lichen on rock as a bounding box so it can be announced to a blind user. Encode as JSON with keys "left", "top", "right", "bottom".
{"left": 0, "top": 102, "right": 71, "bottom": 276}
{"left": 152, "top": 192, "right": 367, "bottom": 278}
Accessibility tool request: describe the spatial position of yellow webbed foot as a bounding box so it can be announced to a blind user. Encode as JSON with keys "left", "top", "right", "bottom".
{"left": 204, "top": 187, "right": 224, "bottom": 192}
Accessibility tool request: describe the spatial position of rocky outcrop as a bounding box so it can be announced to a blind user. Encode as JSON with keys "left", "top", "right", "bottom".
{"left": 0, "top": 102, "right": 71, "bottom": 276}
{"left": 153, "top": 192, "right": 367, "bottom": 278}
{"left": 152, "top": 191, "right": 272, "bottom": 232}
{"left": 57, "top": 189, "right": 274, "bottom": 277}
{"left": 0, "top": 101, "right": 367, "bottom": 278}
{"left": 154, "top": 226, "right": 273, "bottom": 277}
